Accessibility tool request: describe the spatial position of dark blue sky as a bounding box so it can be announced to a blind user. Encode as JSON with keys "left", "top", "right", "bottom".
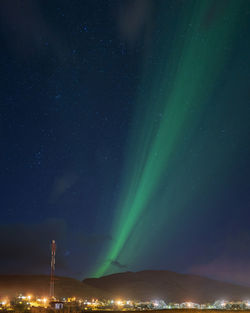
{"left": 0, "top": 0, "right": 250, "bottom": 284}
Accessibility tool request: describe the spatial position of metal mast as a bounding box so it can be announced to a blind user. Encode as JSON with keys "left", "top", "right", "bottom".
{"left": 50, "top": 240, "right": 56, "bottom": 299}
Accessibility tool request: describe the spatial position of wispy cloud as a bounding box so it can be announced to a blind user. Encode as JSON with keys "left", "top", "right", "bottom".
{"left": 110, "top": 259, "right": 128, "bottom": 269}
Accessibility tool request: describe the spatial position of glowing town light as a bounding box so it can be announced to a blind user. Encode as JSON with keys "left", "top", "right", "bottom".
{"left": 116, "top": 300, "right": 122, "bottom": 306}
{"left": 220, "top": 301, "right": 226, "bottom": 307}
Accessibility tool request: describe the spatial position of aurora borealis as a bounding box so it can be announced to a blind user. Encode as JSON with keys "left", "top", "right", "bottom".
{"left": 1, "top": 0, "right": 250, "bottom": 285}
{"left": 93, "top": 0, "right": 249, "bottom": 277}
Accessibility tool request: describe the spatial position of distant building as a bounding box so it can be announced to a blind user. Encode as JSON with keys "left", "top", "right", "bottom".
{"left": 50, "top": 301, "right": 64, "bottom": 310}
{"left": 180, "top": 302, "right": 200, "bottom": 309}
{"left": 152, "top": 300, "right": 167, "bottom": 309}
{"left": 214, "top": 301, "right": 250, "bottom": 310}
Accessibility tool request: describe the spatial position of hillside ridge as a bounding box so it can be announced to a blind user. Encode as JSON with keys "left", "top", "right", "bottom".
{"left": 1, "top": 270, "right": 250, "bottom": 302}
{"left": 83, "top": 270, "right": 250, "bottom": 302}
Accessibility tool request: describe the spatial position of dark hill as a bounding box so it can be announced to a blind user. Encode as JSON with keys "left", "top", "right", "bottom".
{"left": 2, "top": 271, "right": 250, "bottom": 303}
{"left": 83, "top": 270, "right": 250, "bottom": 303}
{"left": 0, "top": 275, "right": 110, "bottom": 299}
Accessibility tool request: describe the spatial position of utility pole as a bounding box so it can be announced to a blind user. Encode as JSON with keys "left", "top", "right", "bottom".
{"left": 50, "top": 240, "right": 56, "bottom": 299}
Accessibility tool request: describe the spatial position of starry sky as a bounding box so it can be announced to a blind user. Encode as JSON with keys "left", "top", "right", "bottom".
{"left": 0, "top": 0, "right": 250, "bottom": 285}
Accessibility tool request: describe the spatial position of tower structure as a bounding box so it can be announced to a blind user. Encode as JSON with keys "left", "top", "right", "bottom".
{"left": 50, "top": 240, "right": 56, "bottom": 299}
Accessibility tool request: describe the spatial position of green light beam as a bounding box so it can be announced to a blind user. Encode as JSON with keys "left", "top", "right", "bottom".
{"left": 93, "top": 0, "right": 246, "bottom": 277}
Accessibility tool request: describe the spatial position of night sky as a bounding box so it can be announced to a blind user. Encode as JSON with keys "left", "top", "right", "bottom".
{"left": 0, "top": 0, "right": 250, "bottom": 285}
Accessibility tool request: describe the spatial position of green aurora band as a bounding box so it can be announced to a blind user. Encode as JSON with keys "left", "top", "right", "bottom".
{"left": 93, "top": 0, "right": 248, "bottom": 277}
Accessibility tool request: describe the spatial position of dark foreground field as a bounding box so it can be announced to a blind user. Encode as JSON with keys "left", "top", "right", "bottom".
{"left": 8, "top": 307, "right": 250, "bottom": 313}
{"left": 87, "top": 310, "right": 250, "bottom": 313}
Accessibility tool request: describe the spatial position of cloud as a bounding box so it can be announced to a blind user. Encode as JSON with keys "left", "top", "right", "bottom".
{"left": 0, "top": 219, "right": 113, "bottom": 278}
{"left": 0, "top": 0, "right": 68, "bottom": 60}
{"left": 188, "top": 231, "right": 250, "bottom": 286}
{"left": 201, "top": 0, "right": 229, "bottom": 29}
{"left": 0, "top": 219, "right": 69, "bottom": 275}
{"left": 117, "top": 0, "right": 153, "bottom": 46}
{"left": 110, "top": 259, "right": 128, "bottom": 269}
{"left": 50, "top": 171, "right": 78, "bottom": 202}
{"left": 189, "top": 258, "right": 250, "bottom": 286}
